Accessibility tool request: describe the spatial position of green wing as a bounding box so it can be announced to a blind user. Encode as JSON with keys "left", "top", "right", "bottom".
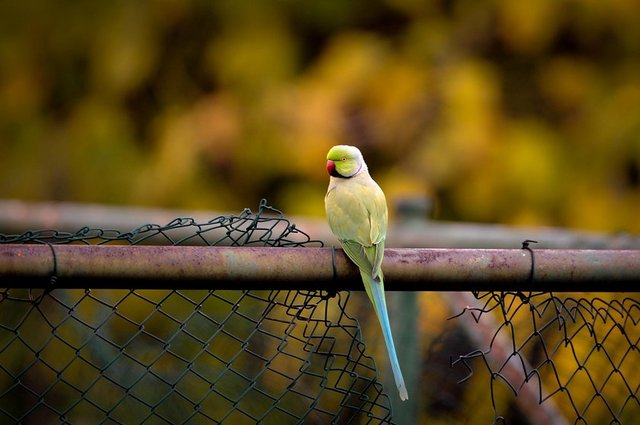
{"left": 325, "top": 178, "right": 387, "bottom": 279}
{"left": 325, "top": 175, "right": 407, "bottom": 400}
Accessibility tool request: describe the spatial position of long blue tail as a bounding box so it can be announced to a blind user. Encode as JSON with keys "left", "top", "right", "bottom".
{"left": 362, "top": 272, "right": 409, "bottom": 401}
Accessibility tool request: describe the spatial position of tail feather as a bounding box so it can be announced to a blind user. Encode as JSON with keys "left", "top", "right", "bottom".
{"left": 362, "top": 272, "right": 409, "bottom": 401}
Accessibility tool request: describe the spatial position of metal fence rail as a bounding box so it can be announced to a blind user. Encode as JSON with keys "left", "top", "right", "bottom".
{"left": 1, "top": 245, "right": 640, "bottom": 291}
{"left": 1, "top": 201, "right": 638, "bottom": 424}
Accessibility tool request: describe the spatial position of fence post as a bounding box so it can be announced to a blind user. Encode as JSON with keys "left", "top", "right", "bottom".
{"left": 389, "top": 291, "right": 420, "bottom": 423}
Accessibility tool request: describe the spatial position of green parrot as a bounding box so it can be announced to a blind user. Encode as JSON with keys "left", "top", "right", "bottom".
{"left": 324, "top": 145, "right": 408, "bottom": 401}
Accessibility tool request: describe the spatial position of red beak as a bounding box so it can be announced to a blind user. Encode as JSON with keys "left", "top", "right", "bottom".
{"left": 326, "top": 160, "right": 335, "bottom": 175}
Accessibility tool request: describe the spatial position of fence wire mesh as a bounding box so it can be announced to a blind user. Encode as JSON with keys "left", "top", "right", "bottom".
{"left": 0, "top": 288, "right": 392, "bottom": 424}
{"left": 0, "top": 200, "right": 392, "bottom": 424}
{"left": 1, "top": 200, "right": 638, "bottom": 424}
{"left": 0, "top": 199, "right": 318, "bottom": 248}
{"left": 449, "top": 291, "right": 639, "bottom": 424}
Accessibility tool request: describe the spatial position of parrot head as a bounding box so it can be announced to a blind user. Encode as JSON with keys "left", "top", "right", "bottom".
{"left": 326, "top": 145, "right": 365, "bottom": 178}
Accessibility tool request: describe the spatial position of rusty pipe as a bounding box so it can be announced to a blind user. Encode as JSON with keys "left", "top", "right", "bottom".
{"left": 0, "top": 245, "right": 639, "bottom": 291}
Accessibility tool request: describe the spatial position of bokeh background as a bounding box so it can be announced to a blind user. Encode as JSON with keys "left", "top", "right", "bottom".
{"left": 1, "top": 0, "right": 639, "bottom": 231}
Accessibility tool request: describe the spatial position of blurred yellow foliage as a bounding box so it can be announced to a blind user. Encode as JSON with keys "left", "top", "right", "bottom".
{"left": 0, "top": 0, "right": 639, "bottom": 231}
{"left": 497, "top": 0, "right": 561, "bottom": 54}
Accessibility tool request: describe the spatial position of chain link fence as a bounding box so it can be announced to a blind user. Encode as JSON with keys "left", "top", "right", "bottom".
{"left": 450, "top": 291, "right": 639, "bottom": 424}
{"left": 1, "top": 200, "right": 638, "bottom": 423}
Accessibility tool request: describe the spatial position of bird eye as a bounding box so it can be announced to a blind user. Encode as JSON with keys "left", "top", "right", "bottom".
{"left": 341, "top": 157, "right": 346, "bottom": 161}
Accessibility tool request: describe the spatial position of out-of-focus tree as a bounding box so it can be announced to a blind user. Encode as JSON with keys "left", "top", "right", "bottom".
{"left": 1, "top": 0, "right": 639, "bottom": 231}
